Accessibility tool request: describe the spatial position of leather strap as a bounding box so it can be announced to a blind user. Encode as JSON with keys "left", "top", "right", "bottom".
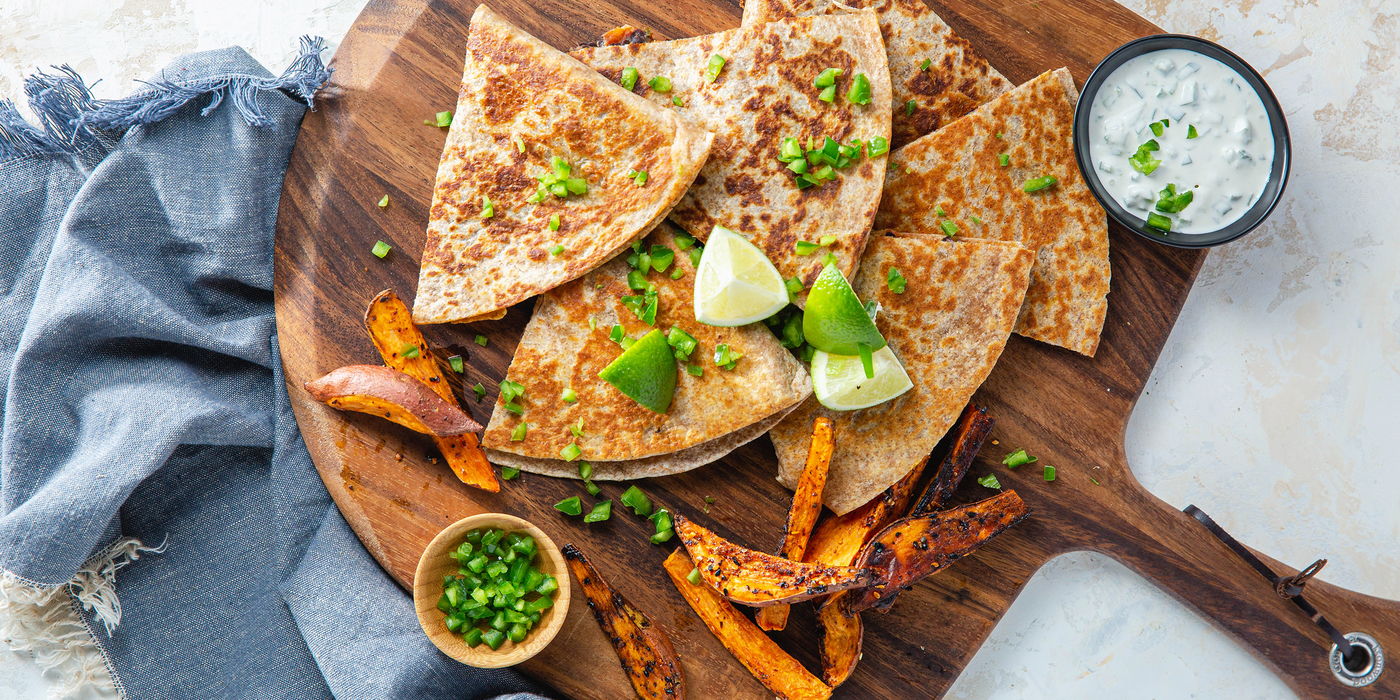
{"left": 1184, "top": 505, "right": 1353, "bottom": 655}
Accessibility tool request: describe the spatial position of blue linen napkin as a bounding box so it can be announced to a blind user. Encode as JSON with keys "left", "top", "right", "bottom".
{"left": 0, "top": 40, "right": 549, "bottom": 700}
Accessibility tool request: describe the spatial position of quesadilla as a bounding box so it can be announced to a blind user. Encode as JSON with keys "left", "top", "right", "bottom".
{"left": 770, "top": 233, "right": 1033, "bottom": 515}
{"left": 572, "top": 13, "right": 892, "bottom": 298}
{"left": 875, "top": 68, "right": 1110, "bottom": 356}
{"left": 483, "top": 226, "right": 812, "bottom": 479}
{"left": 741, "top": 0, "right": 1011, "bottom": 148}
{"left": 412, "top": 5, "right": 714, "bottom": 325}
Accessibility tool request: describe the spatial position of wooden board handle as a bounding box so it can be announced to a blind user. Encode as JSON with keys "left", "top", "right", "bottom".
{"left": 1080, "top": 456, "right": 1400, "bottom": 699}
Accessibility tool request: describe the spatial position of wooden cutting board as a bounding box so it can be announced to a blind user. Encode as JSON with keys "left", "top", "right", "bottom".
{"left": 272, "top": 0, "right": 1400, "bottom": 697}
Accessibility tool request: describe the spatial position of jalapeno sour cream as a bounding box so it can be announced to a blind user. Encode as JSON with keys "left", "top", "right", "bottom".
{"left": 1088, "top": 48, "right": 1274, "bottom": 234}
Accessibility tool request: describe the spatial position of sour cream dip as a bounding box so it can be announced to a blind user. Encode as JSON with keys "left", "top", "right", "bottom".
{"left": 1087, "top": 48, "right": 1275, "bottom": 234}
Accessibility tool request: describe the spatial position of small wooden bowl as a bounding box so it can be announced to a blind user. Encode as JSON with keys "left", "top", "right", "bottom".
{"left": 413, "top": 513, "right": 571, "bottom": 668}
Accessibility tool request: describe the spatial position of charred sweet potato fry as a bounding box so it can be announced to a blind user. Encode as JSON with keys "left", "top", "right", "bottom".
{"left": 364, "top": 290, "right": 498, "bottom": 492}
{"left": 674, "top": 514, "right": 871, "bottom": 607}
{"left": 757, "top": 416, "right": 834, "bottom": 631}
{"left": 802, "top": 455, "right": 929, "bottom": 686}
{"left": 910, "top": 404, "right": 994, "bottom": 516}
{"left": 816, "top": 593, "right": 862, "bottom": 687}
{"left": 305, "top": 365, "right": 482, "bottom": 436}
{"left": 563, "top": 544, "right": 685, "bottom": 700}
{"left": 804, "top": 454, "right": 930, "bottom": 569}
{"left": 849, "top": 490, "right": 1030, "bottom": 613}
{"left": 663, "top": 550, "right": 832, "bottom": 700}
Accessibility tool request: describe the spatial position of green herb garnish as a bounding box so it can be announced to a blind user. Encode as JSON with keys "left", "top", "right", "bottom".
{"left": 704, "top": 55, "right": 726, "bottom": 82}
{"left": 977, "top": 474, "right": 1002, "bottom": 489}
{"left": 1154, "top": 183, "right": 1193, "bottom": 213}
{"left": 818, "top": 85, "right": 836, "bottom": 103}
{"left": 667, "top": 327, "right": 699, "bottom": 361}
{"left": 426, "top": 111, "right": 452, "bottom": 127}
{"left": 905, "top": 100, "right": 916, "bottom": 116}
{"left": 400, "top": 342, "right": 420, "bottom": 359}
{"left": 480, "top": 196, "right": 494, "bottom": 219}
{"left": 501, "top": 467, "right": 520, "bottom": 480}
{"left": 510, "top": 422, "right": 528, "bottom": 441}
{"left": 920, "top": 58, "right": 931, "bottom": 71}
{"left": 620, "top": 485, "right": 653, "bottom": 516}
{"left": 940, "top": 220, "right": 959, "bottom": 237}
{"left": 686, "top": 567, "right": 703, "bottom": 586}
{"left": 473, "top": 383, "right": 486, "bottom": 402}
{"left": 371, "top": 240, "right": 391, "bottom": 258}
{"left": 1187, "top": 124, "right": 1198, "bottom": 139}
{"left": 1128, "top": 139, "right": 1161, "bottom": 175}
{"left": 713, "top": 343, "right": 743, "bottom": 370}
{"left": 846, "top": 73, "right": 872, "bottom": 105}
{"left": 377, "top": 195, "right": 390, "bottom": 208}
{"left": 562, "top": 388, "right": 578, "bottom": 403}
{"left": 448, "top": 355, "right": 464, "bottom": 373}
{"left": 814, "top": 68, "right": 842, "bottom": 88}
{"left": 1146, "top": 212, "right": 1172, "bottom": 232}
{"left": 1023, "top": 175, "right": 1058, "bottom": 192}
{"left": 649, "top": 75, "right": 672, "bottom": 93}
{"left": 560, "top": 443, "right": 582, "bottom": 462}
{"left": 584, "top": 500, "right": 612, "bottom": 523}
{"left": 549, "top": 244, "right": 564, "bottom": 256}
{"left": 555, "top": 496, "right": 583, "bottom": 516}
{"left": 1003, "top": 449, "right": 1037, "bottom": 468}
{"left": 867, "top": 136, "right": 889, "bottom": 157}
{"left": 475, "top": 335, "right": 489, "bottom": 347}
{"left": 795, "top": 241, "right": 820, "bottom": 255}
{"left": 887, "top": 267, "right": 906, "bottom": 293}
{"left": 1044, "top": 465, "right": 1056, "bottom": 482}
{"left": 998, "top": 154, "right": 1010, "bottom": 167}
{"left": 621, "top": 67, "right": 639, "bottom": 91}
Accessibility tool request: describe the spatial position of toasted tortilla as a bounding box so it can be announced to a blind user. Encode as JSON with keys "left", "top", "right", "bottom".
{"left": 483, "top": 226, "right": 812, "bottom": 477}
{"left": 412, "top": 6, "right": 714, "bottom": 325}
{"left": 875, "top": 68, "right": 1109, "bottom": 356}
{"left": 572, "top": 13, "right": 892, "bottom": 298}
{"left": 769, "top": 233, "right": 1033, "bottom": 515}
{"left": 741, "top": 0, "right": 1011, "bottom": 148}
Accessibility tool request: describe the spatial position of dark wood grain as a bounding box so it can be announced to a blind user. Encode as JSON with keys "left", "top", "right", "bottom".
{"left": 273, "top": 0, "right": 1400, "bottom": 697}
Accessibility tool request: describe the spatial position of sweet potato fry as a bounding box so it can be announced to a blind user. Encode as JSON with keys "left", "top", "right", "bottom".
{"left": 757, "top": 416, "right": 834, "bottom": 631}
{"left": 804, "top": 454, "right": 930, "bottom": 569}
{"left": 910, "top": 404, "right": 994, "bottom": 516}
{"left": 563, "top": 544, "right": 685, "bottom": 700}
{"left": 674, "top": 514, "right": 872, "bottom": 607}
{"left": 663, "top": 550, "right": 832, "bottom": 700}
{"left": 364, "top": 290, "right": 498, "bottom": 492}
{"left": 802, "top": 455, "right": 929, "bottom": 686}
{"left": 848, "top": 490, "right": 1030, "bottom": 613}
{"left": 305, "top": 365, "right": 483, "bottom": 436}
{"left": 816, "top": 593, "right": 862, "bottom": 687}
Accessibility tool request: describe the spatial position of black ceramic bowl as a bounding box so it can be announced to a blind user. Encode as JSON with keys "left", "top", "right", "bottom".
{"left": 1073, "top": 34, "right": 1291, "bottom": 249}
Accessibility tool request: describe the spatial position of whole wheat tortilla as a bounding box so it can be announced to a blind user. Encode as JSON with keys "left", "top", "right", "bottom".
{"left": 741, "top": 0, "right": 1011, "bottom": 148}
{"left": 482, "top": 226, "right": 812, "bottom": 476}
{"left": 572, "top": 13, "right": 892, "bottom": 298}
{"left": 769, "top": 233, "right": 1033, "bottom": 515}
{"left": 875, "top": 68, "right": 1110, "bottom": 356}
{"left": 412, "top": 5, "right": 714, "bottom": 325}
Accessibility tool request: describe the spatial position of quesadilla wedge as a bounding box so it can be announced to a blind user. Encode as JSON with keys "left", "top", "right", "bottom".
{"left": 770, "top": 233, "right": 1033, "bottom": 515}
{"left": 412, "top": 6, "right": 714, "bottom": 325}
{"left": 572, "top": 13, "right": 892, "bottom": 299}
{"left": 876, "top": 68, "right": 1110, "bottom": 356}
{"left": 741, "top": 0, "right": 1011, "bottom": 148}
{"left": 482, "top": 226, "right": 812, "bottom": 479}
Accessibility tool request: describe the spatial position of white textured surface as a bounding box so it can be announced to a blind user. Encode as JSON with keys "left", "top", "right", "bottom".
{"left": 2, "top": 1, "right": 1394, "bottom": 698}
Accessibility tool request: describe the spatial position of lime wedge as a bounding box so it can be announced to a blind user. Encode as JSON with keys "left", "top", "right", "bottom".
{"left": 598, "top": 329, "right": 677, "bottom": 413}
{"left": 803, "top": 263, "right": 887, "bottom": 355}
{"left": 811, "top": 346, "right": 913, "bottom": 411}
{"left": 693, "top": 226, "right": 789, "bottom": 327}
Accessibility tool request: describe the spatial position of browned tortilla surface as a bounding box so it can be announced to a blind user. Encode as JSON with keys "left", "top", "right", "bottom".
{"left": 572, "top": 14, "right": 891, "bottom": 301}
{"left": 412, "top": 5, "right": 713, "bottom": 324}
{"left": 875, "top": 68, "right": 1109, "bottom": 356}
{"left": 770, "top": 233, "right": 1033, "bottom": 515}
{"left": 483, "top": 226, "right": 811, "bottom": 477}
{"left": 741, "top": 0, "right": 1011, "bottom": 148}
